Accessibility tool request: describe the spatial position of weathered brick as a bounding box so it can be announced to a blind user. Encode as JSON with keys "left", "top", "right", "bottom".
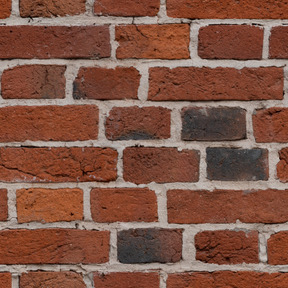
{"left": 181, "top": 107, "right": 246, "bottom": 141}
{"left": 20, "top": 272, "right": 85, "bottom": 288}
{"left": 167, "top": 271, "right": 288, "bottom": 288}
{"left": 0, "top": 147, "right": 117, "bottom": 182}
{"left": 91, "top": 188, "right": 157, "bottom": 223}
{"left": 198, "top": 25, "right": 263, "bottom": 60}
{"left": 0, "top": 26, "right": 110, "bottom": 59}
{"left": 17, "top": 188, "right": 83, "bottom": 223}
{"left": 206, "top": 148, "right": 269, "bottom": 181}
{"left": 0, "top": 105, "right": 98, "bottom": 142}
{"left": 123, "top": 147, "right": 199, "bottom": 184}
{"left": 149, "top": 67, "right": 283, "bottom": 101}
{"left": 116, "top": 24, "right": 190, "bottom": 59}
{"left": 268, "top": 232, "right": 288, "bottom": 265}
{"left": 277, "top": 148, "right": 288, "bottom": 182}
{"left": 0, "top": 0, "right": 11, "bottom": 19}
{"left": 20, "top": 0, "right": 86, "bottom": 17}
{"left": 168, "top": 189, "right": 288, "bottom": 224}
{"left": 270, "top": 26, "right": 288, "bottom": 59}
{"left": 2, "top": 65, "right": 66, "bottom": 99}
{"left": 73, "top": 67, "right": 140, "bottom": 100}
{"left": 94, "top": 0, "right": 160, "bottom": 16}
{"left": 0, "top": 229, "right": 109, "bottom": 264}
{"left": 118, "top": 229, "right": 182, "bottom": 263}
{"left": 0, "top": 273, "right": 11, "bottom": 287}
{"left": 195, "top": 230, "right": 259, "bottom": 264}
{"left": 0, "top": 189, "right": 8, "bottom": 222}
{"left": 166, "top": 0, "right": 288, "bottom": 19}
{"left": 93, "top": 272, "right": 160, "bottom": 288}
{"left": 105, "top": 106, "right": 171, "bottom": 140}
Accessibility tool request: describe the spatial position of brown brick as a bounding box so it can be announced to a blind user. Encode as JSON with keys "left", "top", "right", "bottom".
{"left": 0, "top": 189, "right": 7, "bottom": 222}
{"left": 0, "top": 273, "right": 11, "bottom": 287}
{"left": 167, "top": 271, "right": 288, "bottom": 288}
{"left": 181, "top": 107, "right": 246, "bottom": 141}
{"left": 195, "top": 230, "right": 259, "bottom": 264}
{"left": 168, "top": 189, "right": 288, "bottom": 224}
{"left": 166, "top": 0, "right": 288, "bottom": 19}
{"left": 2, "top": 65, "right": 66, "bottom": 99}
{"left": 0, "top": 26, "right": 110, "bottom": 59}
{"left": 94, "top": 0, "right": 160, "bottom": 16}
{"left": 116, "top": 24, "right": 190, "bottom": 59}
{"left": 0, "top": 229, "right": 109, "bottom": 264}
{"left": 0, "top": 105, "right": 98, "bottom": 142}
{"left": 149, "top": 67, "right": 283, "bottom": 101}
{"left": 17, "top": 188, "right": 83, "bottom": 223}
{"left": 20, "top": 272, "right": 85, "bottom": 288}
{"left": 0, "top": 0, "right": 11, "bottom": 19}
{"left": 0, "top": 147, "right": 117, "bottom": 183}
{"left": 94, "top": 272, "right": 160, "bottom": 288}
{"left": 91, "top": 188, "right": 157, "bottom": 223}
{"left": 118, "top": 229, "right": 182, "bottom": 263}
{"left": 20, "top": 0, "right": 85, "bottom": 17}
{"left": 277, "top": 148, "right": 288, "bottom": 182}
{"left": 268, "top": 232, "right": 288, "bottom": 265}
{"left": 270, "top": 26, "right": 288, "bottom": 59}
{"left": 73, "top": 67, "right": 140, "bottom": 100}
{"left": 105, "top": 106, "right": 171, "bottom": 140}
{"left": 198, "top": 25, "right": 263, "bottom": 60}
{"left": 123, "top": 147, "right": 199, "bottom": 184}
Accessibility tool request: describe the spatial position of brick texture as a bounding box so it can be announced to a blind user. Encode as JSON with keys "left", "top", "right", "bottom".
{"left": 0, "top": 0, "right": 11, "bottom": 19}
{"left": 270, "top": 26, "right": 288, "bottom": 59}
{"left": 277, "top": 148, "right": 288, "bottom": 182}
{"left": 268, "top": 232, "right": 288, "bottom": 265}
{"left": 0, "top": 189, "right": 8, "bottom": 222}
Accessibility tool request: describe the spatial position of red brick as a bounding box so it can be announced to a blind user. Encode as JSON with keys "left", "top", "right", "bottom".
{"left": 105, "top": 106, "right": 171, "bottom": 140}
{"left": 277, "top": 148, "right": 288, "bottom": 182}
{"left": 116, "top": 24, "right": 190, "bottom": 59}
{"left": 2, "top": 65, "right": 66, "bottom": 99}
{"left": 198, "top": 25, "right": 263, "bottom": 60}
{"left": 91, "top": 188, "right": 157, "bottom": 223}
{"left": 0, "top": 0, "right": 11, "bottom": 19}
{"left": 94, "top": 0, "right": 160, "bottom": 16}
{"left": 270, "top": 26, "right": 288, "bottom": 59}
{"left": 20, "top": 271, "right": 85, "bottom": 288}
{"left": 0, "top": 190, "right": 7, "bottom": 222}
{"left": 168, "top": 189, "right": 288, "bottom": 224}
{"left": 0, "top": 147, "right": 117, "bottom": 182}
{"left": 149, "top": 67, "right": 283, "bottom": 101}
{"left": 0, "top": 229, "right": 109, "bottom": 264}
{"left": 167, "top": 271, "right": 288, "bottom": 288}
{"left": 20, "top": 0, "right": 86, "bottom": 17}
{"left": 94, "top": 272, "right": 160, "bottom": 288}
{"left": 123, "top": 147, "right": 199, "bottom": 184}
{"left": 17, "top": 188, "right": 83, "bottom": 223}
{"left": 0, "top": 273, "right": 11, "bottom": 287}
{"left": 166, "top": 0, "right": 288, "bottom": 19}
{"left": 268, "top": 232, "right": 288, "bottom": 265}
{"left": 0, "top": 105, "right": 98, "bottom": 142}
{"left": 73, "top": 67, "right": 140, "bottom": 100}
{"left": 0, "top": 26, "right": 110, "bottom": 59}
{"left": 195, "top": 230, "right": 259, "bottom": 264}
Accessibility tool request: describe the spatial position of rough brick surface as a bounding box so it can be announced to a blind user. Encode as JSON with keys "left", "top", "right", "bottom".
{"left": 277, "top": 148, "right": 288, "bottom": 182}
{"left": 149, "top": 67, "right": 283, "bottom": 101}
{"left": 0, "top": 190, "right": 8, "bottom": 222}
{"left": 117, "top": 229, "right": 182, "bottom": 263}
{"left": 198, "top": 25, "right": 263, "bottom": 60}
{"left": 0, "top": 26, "right": 110, "bottom": 59}
{"left": 17, "top": 188, "right": 83, "bottom": 223}
{"left": 73, "top": 67, "right": 140, "bottom": 100}
{"left": 91, "top": 188, "right": 157, "bottom": 223}
{"left": 166, "top": 0, "right": 288, "bottom": 19}
{"left": 1, "top": 65, "right": 66, "bottom": 99}
{"left": 181, "top": 107, "right": 246, "bottom": 141}
{"left": 123, "top": 147, "right": 199, "bottom": 184}
{"left": 0, "top": 0, "right": 11, "bottom": 19}
{"left": 0, "top": 147, "right": 117, "bottom": 182}
{"left": 105, "top": 106, "right": 171, "bottom": 140}
{"left": 206, "top": 148, "right": 269, "bottom": 181}
{"left": 0, "top": 229, "right": 109, "bottom": 264}
{"left": 195, "top": 230, "right": 259, "bottom": 264}
{"left": 20, "top": 0, "right": 86, "bottom": 17}
{"left": 168, "top": 189, "right": 288, "bottom": 224}
{"left": 0, "top": 105, "right": 98, "bottom": 142}
{"left": 94, "top": 0, "right": 160, "bottom": 16}
{"left": 268, "top": 232, "right": 288, "bottom": 265}
{"left": 0, "top": 273, "right": 11, "bottom": 287}
{"left": 167, "top": 272, "right": 288, "bottom": 288}
{"left": 270, "top": 26, "right": 288, "bottom": 59}
{"left": 93, "top": 272, "right": 160, "bottom": 288}
{"left": 116, "top": 24, "right": 190, "bottom": 59}
{"left": 20, "top": 272, "right": 86, "bottom": 288}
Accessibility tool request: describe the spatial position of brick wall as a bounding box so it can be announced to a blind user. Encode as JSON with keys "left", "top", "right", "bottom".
{"left": 0, "top": 0, "right": 288, "bottom": 287}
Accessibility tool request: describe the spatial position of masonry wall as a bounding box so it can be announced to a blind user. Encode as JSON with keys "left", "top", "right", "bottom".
{"left": 0, "top": 0, "right": 287, "bottom": 287}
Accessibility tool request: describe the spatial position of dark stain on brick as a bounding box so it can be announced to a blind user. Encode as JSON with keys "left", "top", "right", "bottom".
{"left": 72, "top": 82, "right": 84, "bottom": 100}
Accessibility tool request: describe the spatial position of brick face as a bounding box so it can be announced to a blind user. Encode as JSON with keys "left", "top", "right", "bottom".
{"left": 0, "top": 0, "right": 11, "bottom": 19}
{"left": 268, "top": 232, "right": 288, "bottom": 265}
{"left": 270, "top": 26, "right": 288, "bottom": 59}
